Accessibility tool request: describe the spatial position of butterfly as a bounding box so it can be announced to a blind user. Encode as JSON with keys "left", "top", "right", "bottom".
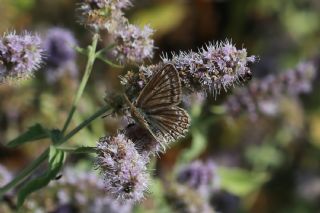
{"left": 123, "top": 63, "right": 190, "bottom": 146}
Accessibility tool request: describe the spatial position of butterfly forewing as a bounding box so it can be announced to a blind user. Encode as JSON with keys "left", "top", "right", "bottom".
{"left": 135, "top": 64, "right": 181, "bottom": 109}
{"left": 132, "top": 64, "right": 190, "bottom": 144}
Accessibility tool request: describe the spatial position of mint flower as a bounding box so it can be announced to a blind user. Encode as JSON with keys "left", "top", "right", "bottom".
{"left": 113, "top": 23, "right": 154, "bottom": 64}
{"left": 21, "top": 167, "right": 133, "bottom": 212}
{"left": 224, "top": 61, "right": 316, "bottom": 120}
{"left": 0, "top": 32, "right": 43, "bottom": 83}
{"left": 177, "top": 160, "right": 219, "bottom": 198}
{"left": 96, "top": 134, "right": 149, "bottom": 202}
{"left": 79, "top": 0, "right": 131, "bottom": 31}
{"left": 79, "top": 0, "right": 155, "bottom": 63}
{"left": 166, "top": 183, "right": 216, "bottom": 213}
{"left": 43, "top": 27, "right": 78, "bottom": 82}
{"left": 0, "top": 164, "right": 12, "bottom": 187}
{"left": 163, "top": 41, "right": 256, "bottom": 95}
{"left": 124, "top": 123, "right": 161, "bottom": 157}
{"left": 43, "top": 27, "right": 77, "bottom": 69}
{"left": 121, "top": 41, "right": 256, "bottom": 98}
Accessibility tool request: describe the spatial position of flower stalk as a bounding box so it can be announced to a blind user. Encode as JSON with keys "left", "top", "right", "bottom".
{"left": 62, "top": 33, "right": 99, "bottom": 134}
{"left": 0, "top": 34, "right": 110, "bottom": 199}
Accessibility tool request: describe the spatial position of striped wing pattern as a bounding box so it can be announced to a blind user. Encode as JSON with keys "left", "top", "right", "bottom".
{"left": 134, "top": 64, "right": 190, "bottom": 143}
{"left": 135, "top": 64, "right": 181, "bottom": 109}
{"left": 148, "top": 106, "right": 190, "bottom": 142}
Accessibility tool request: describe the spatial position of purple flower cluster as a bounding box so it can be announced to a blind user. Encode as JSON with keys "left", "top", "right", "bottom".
{"left": 96, "top": 134, "right": 149, "bottom": 202}
{"left": 79, "top": 0, "right": 155, "bottom": 64}
{"left": 79, "top": 0, "right": 131, "bottom": 32}
{"left": 0, "top": 164, "right": 12, "bottom": 187}
{"left": 224, "top": 61, "right": 316, "bottom": 120}
{"left": 22, "top": 167, "right": 133, "bottom": 213}
{"left": 43, "top": 27, "right": 78, "bottom": 82}
{"left": 166, "top": 183, "right": 216, "bottom": 213}
{"left": 43, "top": 28, "right": 77, "bottom": 68}
{"left": 0, "top": 32, "right": 43, "bottom": 83}
{"left": 113, "top": 23, "right": 154, "bottom": 64}
{"left": 121, "top": 41, "right": 256, "bottom": 98}
{"left": 177, "top": 160, "right": 219, "bottom": 198}
{"left": 124, "top": 123, "right": 161, "bottom": 157}
{"left": 163, "top": 41, "right": 256, "bottom": 95}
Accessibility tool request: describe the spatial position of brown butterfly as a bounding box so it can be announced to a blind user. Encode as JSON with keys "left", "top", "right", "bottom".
{"left": 123, "top": 64, "right": 190, "bottom": 146}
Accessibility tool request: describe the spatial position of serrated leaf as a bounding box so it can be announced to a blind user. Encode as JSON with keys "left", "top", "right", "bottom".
{"left": 17, "top": 147, "right": 65, "bottom": 207}
{"left": 6, "top": 124, "right": 49, "bottom": 148}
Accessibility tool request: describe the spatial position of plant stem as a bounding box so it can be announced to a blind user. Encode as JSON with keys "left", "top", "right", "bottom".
{"left": 61, "top": 104, "right": 110, "bottom": 143}
{"left": 0, "top": 149, "right": 49, "bottom": 199}
{"left": 0, "top": 104, "right": 110, "bottom": 198}
{"left": 56, "top": 146, "right": 96, "bottom": 154}
{"left": 62, "top": 33, "right": 99, "bottom": 134}
{"left": 0, "top": 34, "right": 110, "bottom": 199}
{"left": 96, "top": 55, "right": 123, "bottom": 68}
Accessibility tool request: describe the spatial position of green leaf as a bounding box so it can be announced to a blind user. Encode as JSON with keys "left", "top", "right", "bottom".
{"left": 179, "top": 130, "right": 206, "bottom": 164}
{"left": 17, "top": 146, "right": 65, "bottom": 207}
{"left": 217, "top": 167, "right": 269, "bottom": 197}
{"left": 6, "top": 124, "right": 49, "bottom": 148}
{"left": 13, "top": 0, "right": 36, "bottom": 10}
{"left": 149, "top": 179, "right": 172, "bottom": 213}
{"left": 49, "top": 146, "right": 66, "bottom": 169}
{"left": 0, "top": 149, "right": 49, "bottom": 199}
{"left": 49, "top": 129, "right": 63, "bottom": 145}
{"left": 131, "top": 2, "right": 187, "bottom": 36}
{"left": 211, "top": 105, "right": 227, "bottom": 115}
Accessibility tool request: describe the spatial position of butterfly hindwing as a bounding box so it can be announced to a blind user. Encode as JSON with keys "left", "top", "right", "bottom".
{"left": 147, "top": 106, "right": 190, "bottom": 142}
{"left": 135, "top": 64, "right": 181, "bottom": 110}
{"left": 131, "top": 63, "right": 190, "bottom": 144}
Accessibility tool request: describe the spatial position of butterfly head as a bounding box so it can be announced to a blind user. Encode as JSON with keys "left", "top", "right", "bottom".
{"left": 104, "top": 92, "right": 127, "bottom": 116}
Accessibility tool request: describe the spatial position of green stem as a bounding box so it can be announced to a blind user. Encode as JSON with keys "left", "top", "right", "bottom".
{"left": 62, "top": 34, "right": 99, "bottom": 134}
{"left": 95, "top": 43, "right": 116, "bottom": 56}
{"left": 0, "top": 34, "right": 109, "bottom": 199}
{"left": 0, "top": 104, "right": 110, "bottom": 198}
{"left": 56, "top": 146, "right": 96, "bottom": 154}
{"left": 74, "top": 46, "right": 88, "bottom": 55}
{"left": 61, "top": 104, "right": 110, "bottom": 143}
{"left": 96, "top": 55, "right": 123, "bottom": 68}
{"left": 0, "top": 149, "right": 49, "bottom": 199}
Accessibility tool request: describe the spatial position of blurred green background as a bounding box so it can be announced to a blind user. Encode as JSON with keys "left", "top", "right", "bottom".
{"left": 0, "top": 0, "right": 320, "bottom": 212}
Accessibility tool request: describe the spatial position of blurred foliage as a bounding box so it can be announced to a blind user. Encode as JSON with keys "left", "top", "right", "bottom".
{"left": 217, "top": 167, "right": 269, "bottom": 197}
{"left": 132, "top": 2, "right": 187, "bottom": 37}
